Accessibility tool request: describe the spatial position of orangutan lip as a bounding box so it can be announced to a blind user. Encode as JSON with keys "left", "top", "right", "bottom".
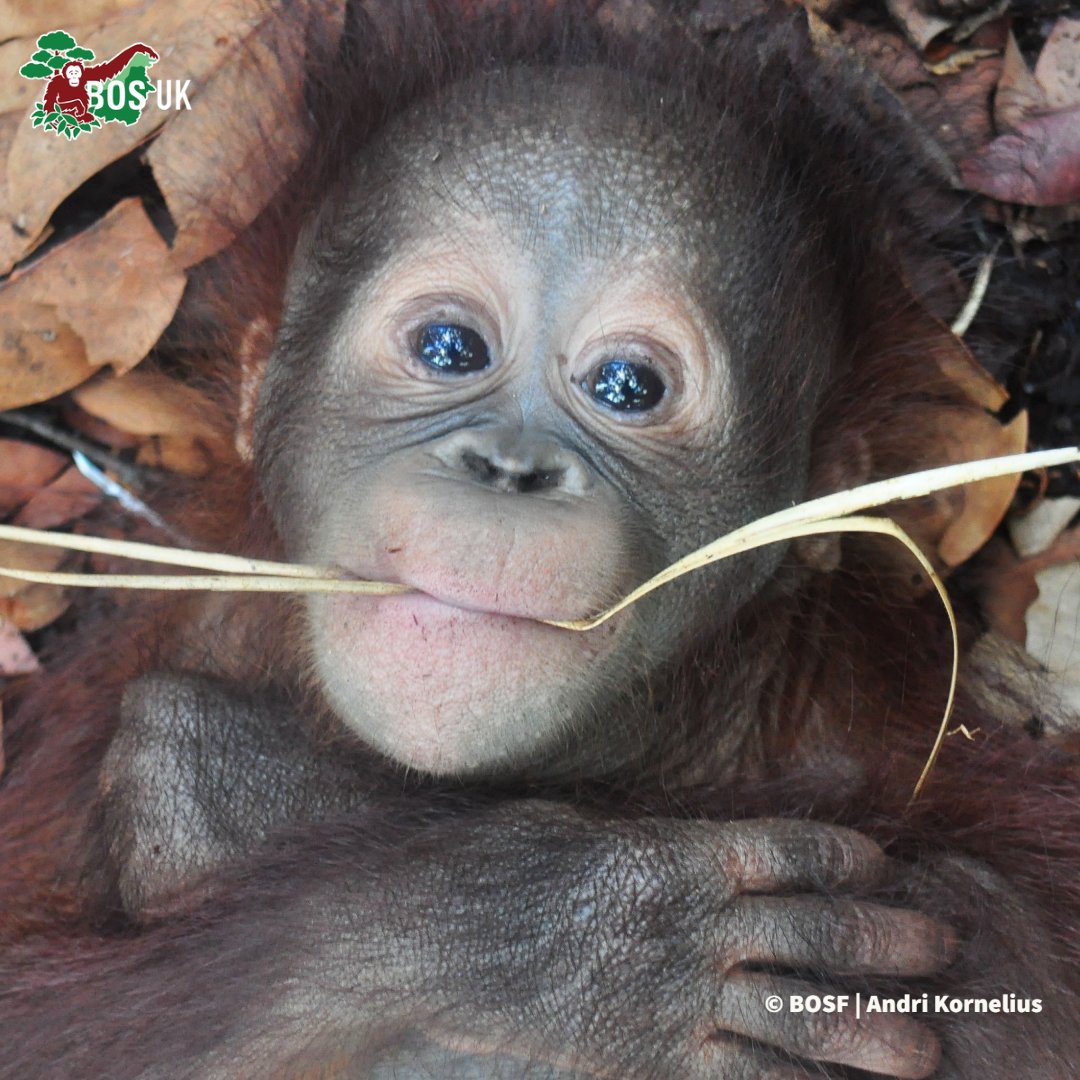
{"left": 332, "top": 565, "right": 566, "bottom": 624}
{"left": 393, "top": 588, "right": 531, "bottom": 621}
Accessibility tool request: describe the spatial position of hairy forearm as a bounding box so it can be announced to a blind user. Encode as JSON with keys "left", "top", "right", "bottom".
{"left": 2, "top": 819, "right": 451, "bottom": 1078}
{"left": 3, "top": 805, "right": 605, "bottom": 1079}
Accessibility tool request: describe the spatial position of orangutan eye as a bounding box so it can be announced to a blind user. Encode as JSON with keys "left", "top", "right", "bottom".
{"left": 415, "top": 323, "right": 492, "bottom": 374}
{"left": 586, "top": 359, "right": 666, "bottom": 412}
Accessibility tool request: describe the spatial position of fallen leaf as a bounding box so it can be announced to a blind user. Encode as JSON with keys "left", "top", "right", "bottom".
{"left": 961, "top": 19, "right": 1080, "bottom": 206}
{"left": 0, "top": 199, "right": 186, "bottom": 409}
{"left": 0, "top": 39, "right": 44, "bottom": 115}
{"left": 0, "top": 114, "right": 22, "bottom": 209}
{"left": 926, "top": 47, "right": 998, "bottom": 77}
{"left": 975, "top": 538, "right": 1038, "bottom": 644}
{"left": 0, "top": 617, "right": 39, "bottom": 677}
{"left": 0, "top": 303, "right": 93, "bottom": 410}
{"left": 885, "top": 0, "right": 951, "bottom": 53}
{"left": 880, "top": 315, "right": 1027, "bottom": 572}
{"left": 0, "top": 0, "right": 260, "bottom": 274}
{"left": 0, "top": 439, "right": 67, "bottom": 516}
{"left": 59, "top": 401, "right": 142, "bottom": 450}
{"left": 1, "top": 581, "right": 71, "bottom": 632}
{"left": 0, "top": 538, "right": 64, "bottom": 596}
{"left": 12, "top": 464, "right": 100, "bottom": 530}
{"left": 995, "top": 32, "right": 1046, "bottom": 133}
{"left": 0, "top": 2, "right": 144, "bottom": 42}
{"left": 1034, "top": 17, "right": 1080, "bottom": 111}
{"left": 961, "top": 108, "right": 1080, "bottom": 205}
{"left": 837, "top": 19, "right": 1000, "bottom": 163}
{"left": 0, "top": 536, "right": 69, "bottom": 633}
{"left": 72, "top": 368, "right": 226, "bottom": 443}
{"left": 135, "top": 433, "right": 216, "bottom": 476}
{"left": 148, "top": 0, "right": 344, "bottom": 267}
{"left": 931, "top": 329, "right": 1028, "bottom": 566}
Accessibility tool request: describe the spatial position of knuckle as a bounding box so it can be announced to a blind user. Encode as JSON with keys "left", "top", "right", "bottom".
{"left": 810, "top": 828, "right": 860, "bottom": 884}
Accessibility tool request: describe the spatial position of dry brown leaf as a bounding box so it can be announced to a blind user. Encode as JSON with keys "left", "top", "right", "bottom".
{"left": 0, "top": 199, "right": 186, "bottom": 410}
{"left": 0, "top": 532, "right": 70, "bottom": 632}
{"left": 59, "top": 401, "right": 143, "bottom": 450}
{"left": 0, "top": 0, "right": 265, "bottom": 274}
{"left": 995, "top": 32, "right": 1045, "bottom": 133}
{"left": 885, "top": 0, "right": 951, "bottom": 53}
{"left": 877, "top": 321, "right": 1026, "bottom": 576}
{"left": 0, "top": 537, "right": 68, "bottom": 631}
{"left": 0, "top": 114, "right": 34, "bottom": 272}
{"left": 974, "top": 538, "right": 1038, "bottom": 644}
{"left": 930, "top": 333, "right": 1027, "bottom": 566}
{"left": 0, "top": 113, "right": 21, "bottom": 198}
{"left": 2, "top": 84, "right": 161, "bottom": 277}
{"left": 73, "top": 368, "right": 226, "bottom": 443}
{"left": 148, "top": 0, "right": 344, "bottom": 267}
{"left": 837, "top": 20, "right": 1000, "bottom": 164}
{"left": 0, "top": 617, "right": 39, "bottom": 677}
{"left": 924, "top": 58, "right": 1001, "bottom": 164}
{"left": 0, "top": 40, "right": 45, "bottom": 115}
{"left": 135, "top": 434, "right": 217, "bottom": 476}
{"left": 0, "top": 537, "right": 64, "bottom": 596}
{"left": 0, "top": 439, "right": 67, "bottom": 517}
{"left": 961, "top": 108, "right": 1080, "bottom": 206}
{"left": 1035, "top": 17, "right": 1080, "bottom": 111}
{"left": 1, "top": 580, "right": 71, "bottom": 632}
{"left": 931, "top": 411, "right": 1027, "bottom": 566}
{"left": 0, "top": 1, "right": 144, "bottom": 42}
{"left": 961, "top": 18, "right": 1080, "bottom": 206}
{"left": 926, "top": 47, "right": 998, "bottom": 77}
{"left": 0, "top": 302, "right": 94, "bottom": 410}
{"left": 12, "top": 465, "right": 100, "bottom": 531}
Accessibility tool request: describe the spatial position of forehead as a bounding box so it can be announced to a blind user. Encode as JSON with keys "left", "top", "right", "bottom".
{"left": 336, "top": 66, "right": 750, "bottom": 286}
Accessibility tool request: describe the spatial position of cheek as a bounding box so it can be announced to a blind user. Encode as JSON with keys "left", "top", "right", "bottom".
{"left": 309, "top": 592, "right": 624, "bottom": 776}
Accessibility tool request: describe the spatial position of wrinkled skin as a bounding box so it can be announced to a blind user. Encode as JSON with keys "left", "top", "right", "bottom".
{"left": 3, "top": 28, "right": 1078, "bottom": 1080}
{"left": 99, "top": 675, "right": 952, "bottom": 1079}
{"left": 254, "top": 68, "right": 823, "bottom": 779}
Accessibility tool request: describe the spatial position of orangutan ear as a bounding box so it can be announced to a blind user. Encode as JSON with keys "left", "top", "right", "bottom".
{"left": 793, "top": 429, "right": 873, "bottom": 573}
{"left": 234, "top": 317, "right": 273, "bottom": 462}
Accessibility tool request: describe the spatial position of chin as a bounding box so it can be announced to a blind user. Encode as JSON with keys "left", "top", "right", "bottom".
{"left": 307, "top": 590, "right": 626, "bottom": 776}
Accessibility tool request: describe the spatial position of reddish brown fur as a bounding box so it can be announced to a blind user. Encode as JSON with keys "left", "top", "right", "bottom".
{"left": 2, "top": 1, "right": 1079, "bottom": 1075}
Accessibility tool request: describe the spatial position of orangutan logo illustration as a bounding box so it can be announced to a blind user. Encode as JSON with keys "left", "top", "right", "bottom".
{"left": 19, "top": 30, "right": 160, "bottom": 139}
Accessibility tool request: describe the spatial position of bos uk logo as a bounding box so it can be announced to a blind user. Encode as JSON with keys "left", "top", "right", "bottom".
{"left": 19, "top": 30, "right": 190, "bottom": 140}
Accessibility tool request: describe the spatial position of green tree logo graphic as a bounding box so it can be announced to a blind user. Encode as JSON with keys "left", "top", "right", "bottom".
{"left": 20, "top": 30, "right": 159, "bottom": 140}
